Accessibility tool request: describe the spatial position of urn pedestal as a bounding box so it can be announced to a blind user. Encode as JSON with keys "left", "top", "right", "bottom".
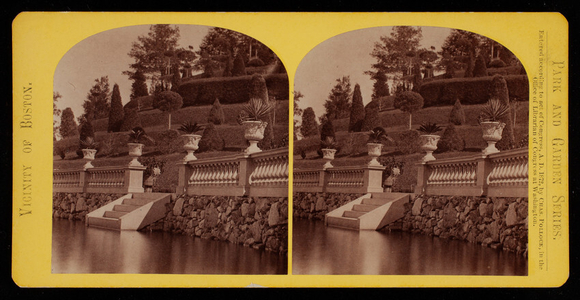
{"left": 367, "top": 143, "right": 383, "bottom": 167}
{"left": 182, "top": 134, "right": 202, "bottom": 161}
{"left": 481, "top": 121, "right": 505, "bottom": 155}
{"left": 243, "top": 121, "right": 267, "bottom": 154}
{"left": 321, "top": 148, "right": 337, "bottom": 169}
{"left": 419, "top": 134, "right": 440, "bottom": 163}
{"left": 82, "top": 149, "right": 97, "bottom": 169}
{"left": 128, "top": 143, "right": 144, "bottom": 167}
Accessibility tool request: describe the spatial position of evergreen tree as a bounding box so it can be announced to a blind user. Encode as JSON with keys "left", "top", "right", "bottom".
{"left": 323, "top": 76, "right": 352, "bottom": 120}
{"left": 320, "top": 118, "right": 336, "bottom": 144}
{"left": 473, "top": 54, "right": 488, "bottom": 77}
{"left": 231, "top": 53, "right": 247, "bottom": 76}
{"left": 361, "top": 99, "right": 381, "bottom": 131}
{"left": 108, "top": 84, "right": 124, "bottom": 132}
{"left": 120, "top": 107, "right": 142, "bottom": 132}
{"left": 436, "top": 123, "right": 465, "bottom": 153}
{"left": 198, "top": 123, "right": 225, "bottom": 152}
{"left": 449, "top": 99, "right": 466, "bottom": 125}
{"left": 82, "top": 76, "right": 111, "bottom": 121}
{"left": 490, "top": 75, "right": 515, "bottom": 149}
{"left": 59, "top": 107, "right": 78, "bottom": 138}
{"left": 300, "top": 107, "right": 319, "bottom": 138}
{"left": 349, "top": 84, "right": 365, "bottom": 132}
{"left": 208, "top": 98, "right": 225, "bottom": 125}
{"left": 370, "top": 71, "right": 390, "bottom": 100}
{"left": 130, "top": 70, "right": 149, "bottom": 100}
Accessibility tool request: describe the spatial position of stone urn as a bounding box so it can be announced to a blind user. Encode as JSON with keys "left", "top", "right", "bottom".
{"left": 81, "top": 149, "right": 97, "bottom": 169}
{"left": 321, "top": 148, "right": 336, "bottom": 169}
{"left": 182, "top": 134, "right": 202, "bottom": 161}
{"left": 419, "top": 134, "right": 440, "bottom": 163}
{"left": 127, "top": 143, "right": 144, "bottom": 167}
{"left": 481, "top": 121, "right": 506, "bottom": 155}
{"left": 242, "top": 120, "right": 267, "bottom": 154}
{"left": 366, "top": 143, "right": 383, "bottom": 167}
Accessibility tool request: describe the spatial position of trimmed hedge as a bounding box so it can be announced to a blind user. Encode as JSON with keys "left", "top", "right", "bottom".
{"left": 177, "top": 73, "right": 289, "bottom": 106}
{"left": 419, "top": 75, "right": 529, "bottom": 107}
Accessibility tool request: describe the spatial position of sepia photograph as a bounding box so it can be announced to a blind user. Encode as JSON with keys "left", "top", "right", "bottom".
{"left": 292, "top": 26, "right": 529, "bottom": 275}
{"left": 51, "top": 24, "right": 289, "bottom": 274}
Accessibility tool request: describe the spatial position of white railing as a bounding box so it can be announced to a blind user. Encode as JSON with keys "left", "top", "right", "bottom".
{"left": 53, "top": 165, "right": 145, "bottom": 193}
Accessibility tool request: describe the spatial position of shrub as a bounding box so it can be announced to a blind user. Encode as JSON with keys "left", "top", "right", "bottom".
{"left": 120, "top": 107, "right": 142, "bottom": 132}
{"left": 154, "top": 90, "right": 183, "bottom": 130}
{"left": 208, "top": 98, "right": 226, "bottom": 125}
{"left": 449, "top": 99, "right": 466, "bottom": 125}
{"left": 489, "top": 75, "right": 515, "bottom": 149}
{"left": 349, "top": 84, "right": 365, "bottom": 132}
{"left": 436, "top": 124, "right": 465, "bottom": 153}
{"left": 149, "top": 130, "right": 182, "bottom": 155}
{"left": 247, "top": 57, "right": 265, "bottom": 67}
{"left": 320, "top": 118, "right": 336, "bottom": 143}
{"left": 55, "top": 146, "right": 66, "bottom": 159}
{"left": 394, "top": 130, "right": 420, "bottom": 155}
{"left": 77, "top": 118, "right": 95, "bottom": 157}
{"left": 198, "top": 123, "right": 225, "bottom": 152}
{"left": 361, "top": 99, "right": 381, "bottom": 131}
{"left": 488, "top": 59, "right": 507, "bottom": 68}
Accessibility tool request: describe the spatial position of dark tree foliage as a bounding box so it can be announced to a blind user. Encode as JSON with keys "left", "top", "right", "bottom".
{"left": 198, "top": 123, "right": 225, "bottom": 152}
{"left": 120, "top": 107, "right": 142, "bottom": 132}
{"left": 394, "top": 91, "right": 424, "bottom": 130}
{"left": 108, "top": 84, "right": 124, "bottom": 132}
{"left": 370, "top": 71, "right": 390, "bottom": 100}
{"left": 208, "top": 98, "right": 226, "bottom": 125}
{"left": 319, "top": 118, "right": 336, "bottom": 143}
{"left": 349, "top": 84, "right": 365, "bottom": 132}
{"left": 130, "top": 70, "right": 149, "bottom": 100}
{"left": 59, "top": 107, "right": 78, "bottom": 138}
{"left": 323, "top": 76, "right": 352, "bottom": 120}
{"left": 436, "top": 123, "right": 465, "bottom": 153}
{"left": 231, "top": 53, "right": 247, "bottom": 76}
{"left": 154, "top": 90, "right": 183, "bottom": 130}
{"left": 361, "top": 99, "right": 381, "bottom": 131}
{"left": 473, "top": 54, "right": 488, "bottom": 77}
{"left": 300, "top": 107, "right": 319, "bottom": 138}
{"left": 449, "top": 98, "right": 466, "bottom": 125}
{"left": 82, "top": 76, "right": 111, "bottom": 121}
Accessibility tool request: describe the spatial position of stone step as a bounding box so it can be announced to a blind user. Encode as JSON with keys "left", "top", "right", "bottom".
{"left": 103, "top": 210, "right": 127, "bottom": 219}
{"left": 343, "top": 210, "right": 366, "bottom": 218}
{"left": 87, "top": 216, "right": 120, "bottom": 230}
{"left": 352, "top": 203, "right": 379, "bottom": 212}
{"left": 326, "top": 216, "right": 359, "bottom": 230}
{"left": 122, "top": 197, "right": 155, "bottom": 206}
{"left": 361, "top": 197, "right": 392, "bottom": 206}
{"left": 113, "top": 204, "right": 141, "bottom": 212}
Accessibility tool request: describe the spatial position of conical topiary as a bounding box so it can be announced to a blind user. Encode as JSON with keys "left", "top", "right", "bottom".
{"left": 489, "top": 75, "right": 515, "bottom": 149}
{"left": 198, "top": 123, "right": 225, "bottom": 152}
{"left": 449, "top": 99, "right": 466, "bottom": 125}
{"left": 120, "top": 107, "right": 142, "bottom": 132}
{"left": 436, "top": 124, "right": 465, "bottom": 153}
{"left": 349, "top": 84, "right": 365, "bottom": 132}
{"left": 208, "top": 98, "right": 226, "bottom": 125}
{"left": 361, "top": 99, "right": 381, "bottom": 131}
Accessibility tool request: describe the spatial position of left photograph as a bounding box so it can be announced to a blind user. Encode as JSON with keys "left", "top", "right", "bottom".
{"left": 51, "top": 24, "right": 289, "bottom": 274}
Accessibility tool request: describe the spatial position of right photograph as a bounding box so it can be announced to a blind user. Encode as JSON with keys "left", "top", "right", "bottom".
{"left": 292, "top": 26, "right": 529, "bottom": 275}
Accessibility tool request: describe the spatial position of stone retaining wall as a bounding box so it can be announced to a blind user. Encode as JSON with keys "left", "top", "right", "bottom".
{"left": 292, "top": 192, "right": 527, "bottom": 257}
{"left": 53, "top": 192, "right": 125, "bottom": 221}
{"left": 52, "top": 193, "right": 288, "bottom": 255}
{"left": 383, "top": 194, "right": 528, "bottom": 257}
{"left": 144, "top": 195, "right": 288, "bottom": 254}
{"left": 293, "top": 192, "right": 364, "bottom": 220}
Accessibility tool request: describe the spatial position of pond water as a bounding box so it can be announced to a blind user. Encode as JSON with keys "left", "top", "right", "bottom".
{"left": 292, "top": 218, "right": 527, "bottom": 275}
{"left": 52, "top": 219, "right": 287, "bottom": 274}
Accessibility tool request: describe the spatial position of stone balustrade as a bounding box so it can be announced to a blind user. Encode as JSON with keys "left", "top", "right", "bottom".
{"left": 53, "top": 165, "right": 146, "bottom": 193}
{"left": 293, "top": 165, "right": 385, "bottom": 194}
{"left": 178, "top": 148, "right": 288, "bottom": 197}
{"left": 416, "top": 147, "right": 528, "bottom": 197}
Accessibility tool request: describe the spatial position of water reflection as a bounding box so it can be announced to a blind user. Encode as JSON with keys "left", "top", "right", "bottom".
{"left": 52, "top": 219, "right": 287, "bottom": 274}
{"left": 292, "top": 218, "right": 527, "bottom": 275}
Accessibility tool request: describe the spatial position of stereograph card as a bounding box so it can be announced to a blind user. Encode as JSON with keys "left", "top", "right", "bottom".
{"left": 12, "top": 12, "right": 568, "bottom": 287}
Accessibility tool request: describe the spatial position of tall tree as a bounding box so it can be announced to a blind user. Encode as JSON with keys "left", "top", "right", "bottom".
{"left": 108, "top": 84, "right": 124, "bottom": 132}
{"left": 349, "top": 84, "right": 365, "bottom": 132}
{"left": 369, "top": 70, "right": 390, "bottom": 101}
{"left": 394, "top": 91, "right": 424, "bottom": 130}
{"left": 323, "top": 76, "right": 352, "bottom": 120}
{"left": 81, "top": 76, "right": 110, "bottom": 121}
{"left": 124, "top": 25, "right": 190, "bottom": 88}
{"left": 367, "top": 26, "right": 423, "bottom": 81}
{"left": 59, "top": 107, "right": 78, "bottom": 139}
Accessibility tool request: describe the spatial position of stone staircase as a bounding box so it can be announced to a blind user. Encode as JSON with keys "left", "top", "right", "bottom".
{"left": 86, "top": 193, "right": 171, "bottom": 231}
{"left": 325, "top": 192, "right": 410, "bottom": 230}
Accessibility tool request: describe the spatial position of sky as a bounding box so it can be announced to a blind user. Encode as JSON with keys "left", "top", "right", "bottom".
{"left": 294, "top": 26, "right": 452, "bottom": 122}
{"left": 53, "top": 24, "right": 211, "bottom": 124}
